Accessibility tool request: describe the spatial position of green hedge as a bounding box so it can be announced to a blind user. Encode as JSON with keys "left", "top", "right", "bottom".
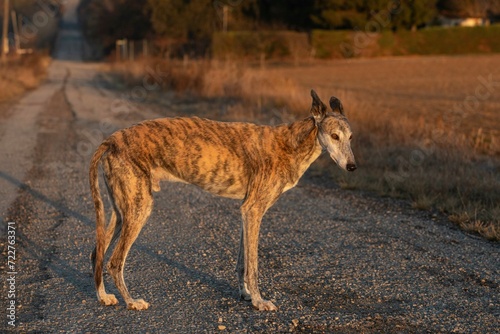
{"left": 311, "top": 25, "right": 500, "bottom": 59}
{"left": 212, "top": 31, "right": 310, "bottom": 60}
{"left": 390, "top": 25, "right": 500, "bottom": 55}
{"left": 212, "top": 26, "right": 500, "bottom": 60}
{"left": 310, "top": 30, "right": 354, "bottom": 58}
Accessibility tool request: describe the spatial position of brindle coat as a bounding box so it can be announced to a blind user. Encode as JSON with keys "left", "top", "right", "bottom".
{"left": 90, "top": 90, "right": 356, "bottom": 311}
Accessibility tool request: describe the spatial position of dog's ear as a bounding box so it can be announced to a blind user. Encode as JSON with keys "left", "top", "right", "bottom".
{"left": 329, "top": 96, "right": 344, "bottom": 115}
{"left": 310, "top": 89, "right": 327, "bottom": 124}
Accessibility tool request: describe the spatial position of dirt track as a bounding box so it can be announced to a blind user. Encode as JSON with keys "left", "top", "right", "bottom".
{"left": 1, "top": 1, "right": 499, "bottom": 332}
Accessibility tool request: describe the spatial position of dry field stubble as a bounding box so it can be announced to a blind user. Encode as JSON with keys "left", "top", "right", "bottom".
{"left": 110, "top": 56, "right": 500, "bottom": 240}
{"left": 0, "top": 54, "right": 51, "bottom": 104}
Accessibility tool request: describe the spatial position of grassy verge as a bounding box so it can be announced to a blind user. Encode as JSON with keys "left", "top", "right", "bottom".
{"left": 110, "top": 58, "right": 499, "bottom": 241}
{"left": 0, "top": 54, "right": 51, "bottom": 103}
{"left": 326, "top": 93, "right": 499, "bottom": 240}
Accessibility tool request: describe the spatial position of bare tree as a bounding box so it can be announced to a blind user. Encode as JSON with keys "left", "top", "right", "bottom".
{"left": 438, "top": 0, "right": 499, "bottom": 19}
{"left": 2, "top": 0, "right": 9, "bottom": 60}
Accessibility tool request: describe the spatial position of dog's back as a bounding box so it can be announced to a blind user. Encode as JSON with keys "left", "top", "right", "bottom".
{"left": 102, "top": 117, "right": 316, "bottom": 199}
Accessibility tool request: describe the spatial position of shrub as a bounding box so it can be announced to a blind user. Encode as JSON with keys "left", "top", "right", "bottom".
{"left": 212, "top": 31, "right": 310, "bottom": 61}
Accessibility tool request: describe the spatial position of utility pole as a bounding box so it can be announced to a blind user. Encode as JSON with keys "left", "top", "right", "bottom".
{"left": 2, "top": 0, "right": 9, "bottom": 60}
{"left": 222, "top": 5, "right": 228, "bottom": 32}
{"left": 11, "top": 10, "right": 19, "bottom": 53}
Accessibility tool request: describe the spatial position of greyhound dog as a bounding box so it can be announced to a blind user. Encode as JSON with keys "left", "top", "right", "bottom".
{"left": 89, "top": 89, "right": 356, "bottom": 311}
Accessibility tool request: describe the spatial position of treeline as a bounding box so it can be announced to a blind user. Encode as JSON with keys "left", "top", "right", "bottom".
{"left": 0, "top": 0, "right": 62, "bottom": 51}
{"left": 78, "top": 0, "right": 500, "bottom": 57}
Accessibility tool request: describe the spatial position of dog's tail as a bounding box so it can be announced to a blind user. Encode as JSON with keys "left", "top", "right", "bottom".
{"left": 89, "top": 142, "right": 109, "bottom": 294}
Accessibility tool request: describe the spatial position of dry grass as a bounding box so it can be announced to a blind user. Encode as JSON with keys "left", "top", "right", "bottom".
{"left": 0, "top": 54, "right": 51, "bottom": 103}
{"left": 110, "top": 58, "right": 308, "bottom": 113}
{"left": 111, "top": 56, "right": 500, "bottom": 241}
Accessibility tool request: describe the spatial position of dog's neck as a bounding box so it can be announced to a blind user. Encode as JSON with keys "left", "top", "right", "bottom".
{"left": 280, "top": 116, "right": 322, "bottom": 163}
{"left": 285, "top": 116, "right": 319, "bottom": 146}
{"left": 270, "top": 117, "right": 323, "bottom": 191}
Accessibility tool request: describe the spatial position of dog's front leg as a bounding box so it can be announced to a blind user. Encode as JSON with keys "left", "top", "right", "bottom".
{"left": 236, "top": 227, "right": 252, "bottom": 301}
{"left": 239, "top": 199, "right": 278, "bottom": 311}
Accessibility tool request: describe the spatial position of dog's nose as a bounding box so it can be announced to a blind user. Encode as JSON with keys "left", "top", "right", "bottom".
{"left": 346, "top": 164, "right": 357, "bottom": 172}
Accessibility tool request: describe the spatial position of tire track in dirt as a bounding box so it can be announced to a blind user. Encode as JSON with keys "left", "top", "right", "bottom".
{"left": 2, "top": 74, "right": 79, "bottom": 325}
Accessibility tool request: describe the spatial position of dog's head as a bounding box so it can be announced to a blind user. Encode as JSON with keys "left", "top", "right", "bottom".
{"left": 310, "top": 89, "right": 357, "bottom": 172}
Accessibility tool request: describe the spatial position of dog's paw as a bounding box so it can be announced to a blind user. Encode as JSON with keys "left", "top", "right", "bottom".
{"left": 240, "top": 288, "right": 252, "bottom": 301}
{"left": 253, "top": 299, "right": 277, "bottom": 311}
{"left": 127, "top": 299, "right": 150, "bottom": 310}
{"left": 99, "top": 293, "right": 118, "bottom": 306}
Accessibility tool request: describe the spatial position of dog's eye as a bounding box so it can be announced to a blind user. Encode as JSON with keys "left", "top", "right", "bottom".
{"left": 331, "top": 134, "right": 339, "bottom": 140}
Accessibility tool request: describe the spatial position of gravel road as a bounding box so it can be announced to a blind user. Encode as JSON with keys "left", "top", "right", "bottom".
{"left": 1, "top": 1, "right": 499, "bottom": 332}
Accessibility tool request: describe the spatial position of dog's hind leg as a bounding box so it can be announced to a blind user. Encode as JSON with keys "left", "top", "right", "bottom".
{"left": 91, "top": 209, "right": 122, "bottom": 306}
{"left": 107, "top": 179, "right": 153, "bottom": 310}
{"left": 91, "top": 209, "right": 122, "bottom": 269}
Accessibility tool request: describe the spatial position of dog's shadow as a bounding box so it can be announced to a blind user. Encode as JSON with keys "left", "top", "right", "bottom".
{"left": 0, "top": 171, "right": 237, "bottom": 306}
{"left": 136, "top": 243, "right": 237, "bottom": 299}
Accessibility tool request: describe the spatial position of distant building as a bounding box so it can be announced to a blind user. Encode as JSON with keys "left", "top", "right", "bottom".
{"left": 438, "top": 15, "right": 490, "bottom": 27}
